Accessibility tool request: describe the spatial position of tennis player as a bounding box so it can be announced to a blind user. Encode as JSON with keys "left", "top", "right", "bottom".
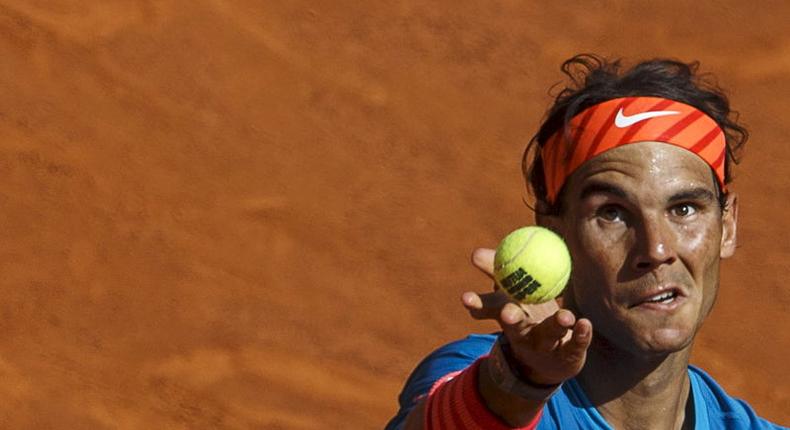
{"left": 386, "top": 55, "right": 785, "bottom": 429}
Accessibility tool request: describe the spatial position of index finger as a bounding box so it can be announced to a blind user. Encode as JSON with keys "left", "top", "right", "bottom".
{"left": 461, "top": 290, "right": 510, "bottom": 320}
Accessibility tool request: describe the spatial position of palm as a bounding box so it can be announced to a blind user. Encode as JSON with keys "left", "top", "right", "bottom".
{"left": 464, "top": 248, "right": 593, "bottom": 386}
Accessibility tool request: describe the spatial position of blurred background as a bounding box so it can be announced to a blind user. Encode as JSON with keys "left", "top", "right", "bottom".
{"left": 0, "top": 1, "right": 787, "bottom": 428}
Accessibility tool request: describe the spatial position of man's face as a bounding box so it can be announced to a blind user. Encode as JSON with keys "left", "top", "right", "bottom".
{"left": 553, "top": 141, "right": 738, "bottom": 357}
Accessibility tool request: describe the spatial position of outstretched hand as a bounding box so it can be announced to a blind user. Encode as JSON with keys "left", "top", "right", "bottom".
{"left": 462, "top": 248, "right": 593, "bottom": 385}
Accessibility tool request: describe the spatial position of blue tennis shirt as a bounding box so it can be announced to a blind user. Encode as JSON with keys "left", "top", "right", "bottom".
{"left": 386, "top": 333, "right": 786, "bottom": 429}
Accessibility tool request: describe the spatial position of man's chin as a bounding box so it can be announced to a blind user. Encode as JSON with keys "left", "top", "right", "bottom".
{"left": 635, "top": 327, "right": 696, "bottom": 356}
{"left": 593, "top": 324, "right": 695, "bottom": 359}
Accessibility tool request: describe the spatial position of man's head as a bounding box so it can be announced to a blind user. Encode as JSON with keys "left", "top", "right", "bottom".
{"left": 527, "top": 55, "right": 748, "bottom": 358}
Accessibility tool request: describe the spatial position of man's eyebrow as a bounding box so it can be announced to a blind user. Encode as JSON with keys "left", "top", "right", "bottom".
{"left": 668, "top": 187, "right": 716, "bottom": 203}
{"left": 579, "top": 182, "right": 628, "bottom": 200}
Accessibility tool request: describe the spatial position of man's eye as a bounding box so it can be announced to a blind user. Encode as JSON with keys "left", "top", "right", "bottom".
{"left": 670, "top": 203, "right": 697, "bottom": 217}
{"left": 598, "top": 205, "right": 624, "bottom": 222}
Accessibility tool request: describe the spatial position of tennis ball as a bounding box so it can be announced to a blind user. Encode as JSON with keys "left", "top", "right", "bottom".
{"left": 493, "top": 226, "right": 571, "bottom": 304}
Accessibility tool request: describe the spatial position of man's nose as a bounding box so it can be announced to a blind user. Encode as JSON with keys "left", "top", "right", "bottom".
{"left": 632, "top": 215, "right": 677, "bottom": 271}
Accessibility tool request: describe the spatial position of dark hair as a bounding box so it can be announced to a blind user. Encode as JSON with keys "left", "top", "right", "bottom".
{"left": 523, "top": 54, "right": 748, "bottom": 215}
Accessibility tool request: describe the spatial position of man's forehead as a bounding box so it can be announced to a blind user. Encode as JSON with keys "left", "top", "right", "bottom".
{"left": 567, "top": 141, "right": 718, "bottom": 198}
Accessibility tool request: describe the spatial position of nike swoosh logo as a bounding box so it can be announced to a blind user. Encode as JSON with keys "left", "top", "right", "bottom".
{"left": 614, "top": 108, "right": 681, "bottom": 128}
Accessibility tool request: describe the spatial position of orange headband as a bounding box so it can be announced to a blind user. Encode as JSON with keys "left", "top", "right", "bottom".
{"left": 541, "top": 96, "right": 727, "bottom": 204}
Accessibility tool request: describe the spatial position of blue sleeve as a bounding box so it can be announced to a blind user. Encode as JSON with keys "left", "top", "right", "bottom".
{"left": 384, "top": 333, "right": 498, "bottom": 430}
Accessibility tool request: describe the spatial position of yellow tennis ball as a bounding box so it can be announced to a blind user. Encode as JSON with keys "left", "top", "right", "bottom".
{"left": 493, "top": 226, "right": 571, "bottom": 304}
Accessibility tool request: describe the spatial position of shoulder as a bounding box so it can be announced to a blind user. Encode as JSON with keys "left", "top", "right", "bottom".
{"left": 400, "top": 333, "right": 498, "bottom": 391}
{"left": 403, "top": 333, "right": 498, "bottom": 392}
{"left": 424, "top": 333, "right": 499, "bottom": 363}
{"left": 385, "top": 333, "right": 498, "bottom": 430}
{"left": 688, "top": 365, "right": 787, "bottom": 429}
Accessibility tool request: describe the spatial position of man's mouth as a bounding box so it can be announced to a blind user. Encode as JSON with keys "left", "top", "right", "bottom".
{"left": 630, "top": 286, "right": 687, "bottom": 310}
{"left": 644, "top": 290, "right": 678, "bottom": 304}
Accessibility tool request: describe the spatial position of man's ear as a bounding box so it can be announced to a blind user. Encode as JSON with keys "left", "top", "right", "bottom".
{"left": 720, "top": 192, "right": 738, "bottom": 259}
{"left": 535, "top": 212, "right": 564, "bottom": 238}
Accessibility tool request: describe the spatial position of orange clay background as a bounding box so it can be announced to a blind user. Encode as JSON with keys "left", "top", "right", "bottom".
{"left": 0, "top": 1, "right": 788, "bottom": 428}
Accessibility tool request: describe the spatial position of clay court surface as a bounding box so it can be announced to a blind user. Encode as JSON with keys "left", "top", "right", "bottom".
{"left": 0, "top": 1, "right": 788, "bottom": 428}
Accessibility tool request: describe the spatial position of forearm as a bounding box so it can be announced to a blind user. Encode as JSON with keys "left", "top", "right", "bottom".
{"left": 402, "top": 356, "right": 546, "bottom": 430}
{"left": 478, "top": 356, "right": 545, "bottom": 427}
{"left": 402, "top": 399, "right": 426, "bottom": 430}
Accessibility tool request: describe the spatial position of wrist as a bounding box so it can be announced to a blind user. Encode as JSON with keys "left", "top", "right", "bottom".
{"left": 478, "top": 356, "right": 546, "bottom": 428}
{"left": 425, "top": 359, "right": 544, "bottom": 429}
{"left": 487, "top": 335, "right": 562, "bottom": 400}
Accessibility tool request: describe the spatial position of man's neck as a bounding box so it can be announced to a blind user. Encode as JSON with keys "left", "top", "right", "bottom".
{"left": 575, "top": 337, "right": 694, "bottom": 430}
